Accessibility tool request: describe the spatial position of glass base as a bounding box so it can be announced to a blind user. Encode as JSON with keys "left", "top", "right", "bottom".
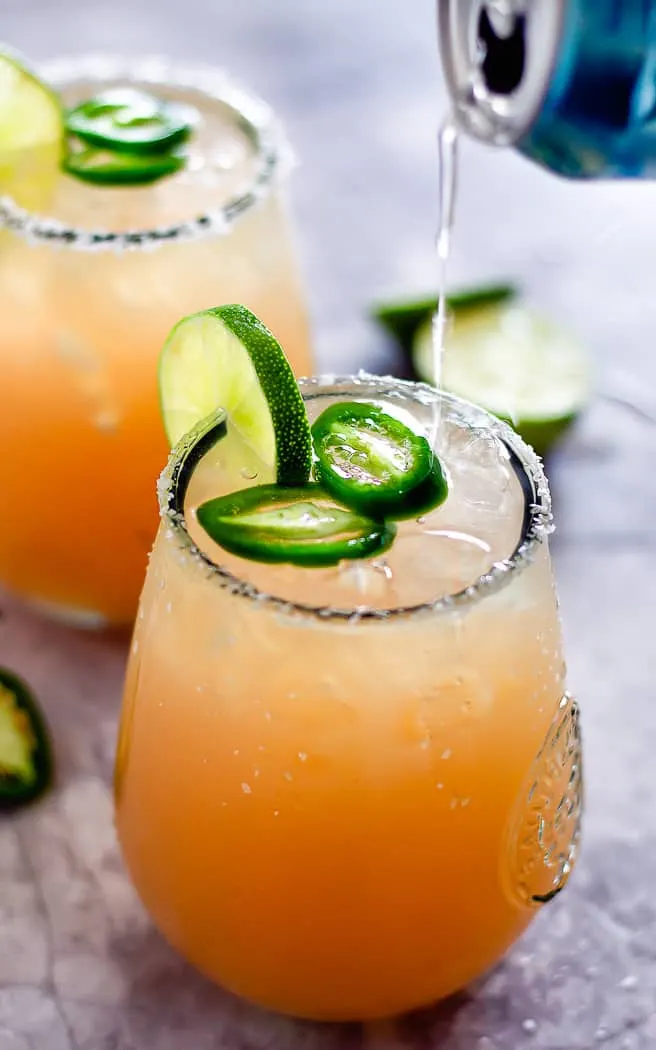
{"left": 26, "top": 595, "right": 110, "bottom": 631}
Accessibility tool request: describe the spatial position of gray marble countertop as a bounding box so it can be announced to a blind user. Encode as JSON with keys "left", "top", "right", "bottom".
{"left": 2, "top": 2, "right": 656, "bottom": 1048}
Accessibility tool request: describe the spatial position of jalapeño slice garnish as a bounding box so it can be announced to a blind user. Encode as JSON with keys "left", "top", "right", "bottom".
{"left": 0, "top": 667, "right": 53, "bottom": 808}
{"left": 63, "top": 142, "right": 187, "bottom": 185}
{"left": 311, "top": 401, "right": 448, "bottom": 519}
{"left": 196, "top": 484, "right": 396, "bottom": 567}
{"left": 66, "top": 88, "right": 198, "bottom": 153}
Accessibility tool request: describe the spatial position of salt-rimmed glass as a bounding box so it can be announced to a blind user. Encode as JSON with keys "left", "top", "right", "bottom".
{"left": 0, "top": 54, "right": 312, "bottom": 627}
{"left": 115, "top": 375, "right": 582, "bottom": 1022}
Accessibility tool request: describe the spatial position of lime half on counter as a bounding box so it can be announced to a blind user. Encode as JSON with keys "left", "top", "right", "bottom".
{"left": 413, "top": 300, "right": 591, "bottom": 457}
{"left": 371, "top": 283, "right": 517, "bottom": 357}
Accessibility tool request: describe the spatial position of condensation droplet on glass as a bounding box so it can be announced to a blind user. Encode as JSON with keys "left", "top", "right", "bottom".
{"left": 420, "top": 739, "right": 430, "bottom": 750}
{"left": 257, "top": 744, "right": 265, "bottom": 752}
{"left": 298, "top": 752, "right": 308, "bottom": 762}
{"left": 241, "top": 783, "right": 251, "bottom": 795}
{"left": 283, "top": 771, "right": 293, "bottom": 782}
{"left": 94, "top": 409, "right": 120, "bottom": 433}
{"left": 240, "top": 467, "right": 258, "bottom": 480}
{"left": 522, "top": 1019, "right": 538, "bottom": 1035}
{"left": 165, "top": 601, "right": 172, "bottom": 614}
{"left": 131, "top": 640, "right": 139, "bottom": 655}
{"left": 273, "top": 810, "right": 280, "bottom": 817}
{"left": 370, "top": 558, "right": 393, "bottom": 581}
{"left": 264, "top": 711, "right": 272, "bottom": 721}
{"left": 436, "top": 782, "right": 444, "bottom": 790}
{"left": 233, "top": 748, "right": 240, "bottom": 756}
{"left": 595, "top": 1027, "right": 610, "bottom": 1043}
{"left": 254, "top": 769, "right": 260, "bottom": 778}
{"left": 461, "top": 797, "right": 471, "bottom": 807}
{"left": 450, "top": 798, "right": 458, "bottom": 810}
{"left": 441, "top": 748, "right": 452, "bottom": 760}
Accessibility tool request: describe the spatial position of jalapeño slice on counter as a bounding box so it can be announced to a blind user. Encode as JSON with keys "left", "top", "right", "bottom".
{"left": 196, "top": 483, "right": 396, "bottom": 567}
{"left": 311, "top": 401, "right": 448, "bottom": 519}
{"left": 66, "top": 88, "right": 198, "bottom": 153}
{"left": 0, "top": 667, "right": 53, "bottom": 808}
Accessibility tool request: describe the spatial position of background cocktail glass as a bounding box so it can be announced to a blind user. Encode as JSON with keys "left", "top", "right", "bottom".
{"left": 0, "top": 54, "right": 312, "bottom": 627}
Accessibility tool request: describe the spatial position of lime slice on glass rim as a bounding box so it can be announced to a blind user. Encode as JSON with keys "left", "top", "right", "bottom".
{"left": 158, "top": 304, "right": 313, "bottom": 487}
{"left": 159, "top": 306, "right": 398, "bottom": 567}
{"left": 0, "top": 49, "right": 65, "bottom": 209}
{"left": 413, "top": 299, "right": 591, "bottom": 457}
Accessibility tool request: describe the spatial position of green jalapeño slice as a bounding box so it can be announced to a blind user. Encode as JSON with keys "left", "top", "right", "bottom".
{"left": 64, "top": 142, "right": 187, "bottom": 185}
{"left": 312, "top": 401, "right": 448, "bottom": 519}
{"left": 0, "top": 668, "right": 53, "bottom": 808}
{"left": 66, "top": 88, "right": 198, "bottom": 153}
{"left": 196, "top": 484, "right": 396, "bottom": 567}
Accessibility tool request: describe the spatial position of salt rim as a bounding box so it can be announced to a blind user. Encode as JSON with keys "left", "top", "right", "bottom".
{"left": 0, "top": 53, "right": 293, "bottom": 252}
{"left": 156, "top": 373, "right": 554, "bottom": 624}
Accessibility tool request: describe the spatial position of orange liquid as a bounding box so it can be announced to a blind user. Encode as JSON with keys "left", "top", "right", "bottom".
{"left": 0, "top": 196, "right": 311, "bottom": 624}
{"left": 116, "top": 527, "right": 580, "bottom": 1020}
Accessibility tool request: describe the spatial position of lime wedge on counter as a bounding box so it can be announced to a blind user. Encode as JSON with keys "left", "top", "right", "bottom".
{"left": 413, "top": 300, "right": 591, "bottom": 457}
{"left": 0, "top": 50, "right": 64, "bottom": 207}
{"left": 158, "top": 305, "right": 313, "bottom": 487}
{"left": 371, "top": 283, "right": 517, "bottom": 355}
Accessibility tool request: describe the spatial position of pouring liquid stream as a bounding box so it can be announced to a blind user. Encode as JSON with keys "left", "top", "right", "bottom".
{"left": 430, "top": 117, "right": 459, "bottom": 447}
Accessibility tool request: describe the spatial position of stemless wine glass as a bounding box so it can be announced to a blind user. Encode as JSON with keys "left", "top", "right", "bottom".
{"left": 0, "top": 55, "right": 311, "bottom": 627}
{"left": 115, "top": 376, "right": 582, "bottom": 1022}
